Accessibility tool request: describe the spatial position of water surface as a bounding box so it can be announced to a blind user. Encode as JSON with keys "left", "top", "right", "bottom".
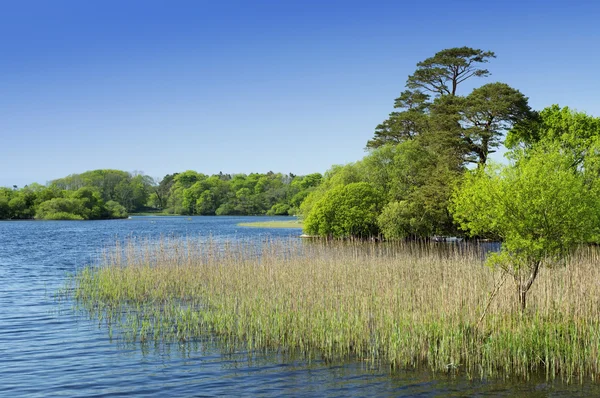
{"left": 1, "top": 216, "right": 598, "bottom": 397}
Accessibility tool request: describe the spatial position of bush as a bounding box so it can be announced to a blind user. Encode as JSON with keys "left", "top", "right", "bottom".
{"left": 104, "top": 200, "right": 128, "bottom": 219}
{"left": 377, "top": 200, "right": 432, "bottom": 239}
{"left": 35, "top": 198, "right": 88, "bottom": 220}
{"left": 267, "top": 203, "right": 290, "bottom": 216}
{"left": 40, "top": 212, "right": 85, "bottom": 220}
{"left": 304, "top": 182, "right": 383, "bottom": 238}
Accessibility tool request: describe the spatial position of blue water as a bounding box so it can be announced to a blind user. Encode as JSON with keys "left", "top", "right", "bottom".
{"left": 1, "top": 216, "right": 599, "bottom": 397}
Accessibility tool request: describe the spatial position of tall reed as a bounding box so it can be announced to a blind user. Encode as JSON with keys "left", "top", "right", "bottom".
{"left": 70, "top": 238, "right": 600, "bottom": 382}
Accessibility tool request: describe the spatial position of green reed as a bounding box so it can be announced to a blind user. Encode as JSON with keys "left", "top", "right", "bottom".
{"left": 68, "top": 238, "right": 600, "bottom": 382}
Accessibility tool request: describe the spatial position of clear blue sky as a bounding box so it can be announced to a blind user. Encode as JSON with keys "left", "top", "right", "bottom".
{"left": 2, "top": 0, "right": 599, "bottom": 188}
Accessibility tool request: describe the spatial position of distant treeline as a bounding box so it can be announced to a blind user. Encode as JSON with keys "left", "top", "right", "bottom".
{"left": 0, "top": 169, "right": 322, "bottom": 220}
{"left": 152, "top": 171, "right": 322, "bottom": 216}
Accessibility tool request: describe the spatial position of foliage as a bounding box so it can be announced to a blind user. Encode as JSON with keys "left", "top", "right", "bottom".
{"left": 51, "top": 169, "right": 151, "bottom": 212}
{"left": 450, "top": 145, "right": 600, "bottom": 312}
{"left": 304, "top": 182, "right": 384, "bottom": 238}
{"left": 163, "top": 171, "right": 321, "bottom": 216}
{"left": 2, "top": 169, "right": 321, "bottom": 220}
{"left": 299, "top": 163, "right": 366, "bottom": 221}
{"left": 302, "top": 141, "right": 461, "bottom": 239}
{"left": 368, "top": 47, "right": 533, "bottom": 171}
{"left": 407, "top": 46, "right": 496, "bottom": 96}
{"left": 366, "top": 90, "right": 430, "bottom": 148}
{"left": 378, "top": 200, "right": 432, "bottom": 239}
{"left": 33, "top": 191, "right": 129, "bottom": 220}
{"left": 506, "top": 105, "right": 600, "bottom": 165}
{"left": 40, "top": 212, "right": 85, "bottom": 220}
{"left": 453, "top": 82, "right": 532, "bottom": 165}
{"left": 386, "top": 140, "right": 461, "bottom": 237}
{"left": 266, "top": 203, "right": 291, "bottom": 216}
{"left": 104, "top": 200, "right": 128, "bottom": 219}
{"left": 350, "top": 47, "right": 532, "bottom": 239}
{"left": 35, "top": 198, "right": 88, "bottom": 220}
{"left": 70, "top": 187, "right": 104, "bottom": 219}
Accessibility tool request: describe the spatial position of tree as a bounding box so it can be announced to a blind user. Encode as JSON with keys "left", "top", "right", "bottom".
{"left": 367, "top": 48, "right": 532, "bottom": 170}
{"left": 0, "top": 188, "right": 12, "bottom": 219}
{"left": 378, "top": 140, "right": 462, "bottom": 238}
{"left": 35, "top": 197, "right": 88, "bottom": 220}
{"left": 451, "top": 82, "right": 532, "bottom": 165}
{"left": 366, "top": 90, "right": 430, "bottom": 148}
{"left": 407, "top": 47, "right": 496, "bottom": 96}
{"left": 7, "top": 188, "right": 36, "bottom": 219}
{"left": 150, "top": 174, "right": 177, "bottom": 210}
{"left": 450, "top": 145, "right": 600, "bottom": 313}
{"left": 196, "top": 190, "right": 218, "bottom": 215}
{"left": 71, "top": 187, "right": 105, "bottom": 219}
{"left": 104, "top": 200, "right": 128, "bottom": 219}
{"left": 506, "top": 105, "right": 600, "bottom": 165}
{"left": 304, "top": 182, "right": 384, "bottom": 238}
{"left": 267, "top": 203, "right": 291, "bottom": 216}
{"left": 299, "top": 163, "right": 366, "bottom": 219}
{"left": 368, "top": 47, "right": 496, "bottom": 150}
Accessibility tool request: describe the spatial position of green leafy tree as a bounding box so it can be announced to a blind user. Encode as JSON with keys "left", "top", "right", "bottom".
{"left": 35, "top": 198, "right": 87, "bottom": 220}
{"left": 407, "top": 46, "right": 496, "bottom": 96}
{"left": 304, "top": 182, "right": 384, "bottom": 238}
{"left": 71, "top": 187, "right": 105, "bottom": 219}
{"left": 104, "top": 200, "right": 128, "bottom": 219}
{"left": 51, "top": 169, "right": 153, "bottom": 212}
{"left": 382, "top": 140, "right": 461, "bottom": 238}
{"left": 7, "top": 188, "right": 37, "bottom": 219}
{"left": 0, "top": 188, "right": 12, "bottom": 219}
{"left": 267, "top": 203, "right": 291, "bottom": 216}
{"left": 367, "top": 90, "right": 430, "bottom": 148}
{"left": 215, "top": 202, "right": 237, "bottom": 216}
{"left": 196, "top": 190, "right": 218, "bottom": 215}
{"left": 148, "top": 174, "right": 177, "bottom": 210}
{"left": 367, "top": 48, "right": 531, "bottom": 169}
{"left": 299, "top": 164, "right": 365, "bottom": 219}
{"left": 506, "top": 105, "right": 600, "bottom": 165}
{"left": 448, "top": 82, "right": 532, "bottom": 165}
{"left": 450, "top": 145, "right": 600, "bottom": 313}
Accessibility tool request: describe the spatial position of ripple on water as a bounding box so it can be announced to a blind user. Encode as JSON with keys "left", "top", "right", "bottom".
{"left": 1, "top": 216, "right": 599, "bottom": 397}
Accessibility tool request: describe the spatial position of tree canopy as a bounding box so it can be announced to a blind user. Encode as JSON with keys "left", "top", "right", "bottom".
{"left": 304, "top": 182, "right": 384, "bottom": 238}
{"left": 450, "top": 145, "right": 600, "bottom": 311}
{"left": 407, "top": 46, "right": 496, "bottom": 96}
{"left": 506, "top": 105, "right": 600, "bottom": 166}
{"left": 312, "top": 47, "right": 531, "bottom": 240}
{"left": 1, "top": 169, "right": 322, "bottom": 220}
{"left": 367, "top": 47, "right": 532, "bottom": 169}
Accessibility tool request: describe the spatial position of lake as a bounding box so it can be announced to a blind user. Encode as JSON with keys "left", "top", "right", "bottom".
{"left": 1, "top": 216, "right": 598, "bottom": 397}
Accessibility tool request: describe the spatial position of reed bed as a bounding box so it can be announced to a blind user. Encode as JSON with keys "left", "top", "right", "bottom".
{"left": 70, "top": 238, "right": 600, "bottom": 382}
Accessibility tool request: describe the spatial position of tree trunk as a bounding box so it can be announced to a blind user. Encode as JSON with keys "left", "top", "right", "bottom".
{"left": 516, "top": 260, "right": 541, "bottom": 315}
{"left": 519, "top": 289, "right": 527, "bottom": 314}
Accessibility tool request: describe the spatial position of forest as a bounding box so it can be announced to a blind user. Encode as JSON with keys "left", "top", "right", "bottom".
{"left": 0, "top": 169, "right": 322, "bottom": 220}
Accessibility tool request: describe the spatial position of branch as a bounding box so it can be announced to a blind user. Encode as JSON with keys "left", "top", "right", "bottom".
{"left": 456, "top": 71, "right": 479, "bottom": 85}
{"left": 476, "top": 271, "right": 508, "bottom": 329}
{"left": 523, "top": 260, "right": 541, "bottom": 293}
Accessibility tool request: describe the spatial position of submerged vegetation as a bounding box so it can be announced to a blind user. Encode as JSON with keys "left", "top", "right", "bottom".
{"left": 238, "top": 220, "right": 303, "bottom": 228}
{"left": 71, "top": 238, "right": 600, "bottom": 382}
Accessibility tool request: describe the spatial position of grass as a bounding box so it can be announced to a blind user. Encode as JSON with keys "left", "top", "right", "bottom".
{"left": 129, "top": 212, "right": 172, "bottom": 216}
{"left": 68, "top": 238, "right": 600, "bottom": 382}
{"left": 238, "top": 220, "right": 303, "bottom": 228}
